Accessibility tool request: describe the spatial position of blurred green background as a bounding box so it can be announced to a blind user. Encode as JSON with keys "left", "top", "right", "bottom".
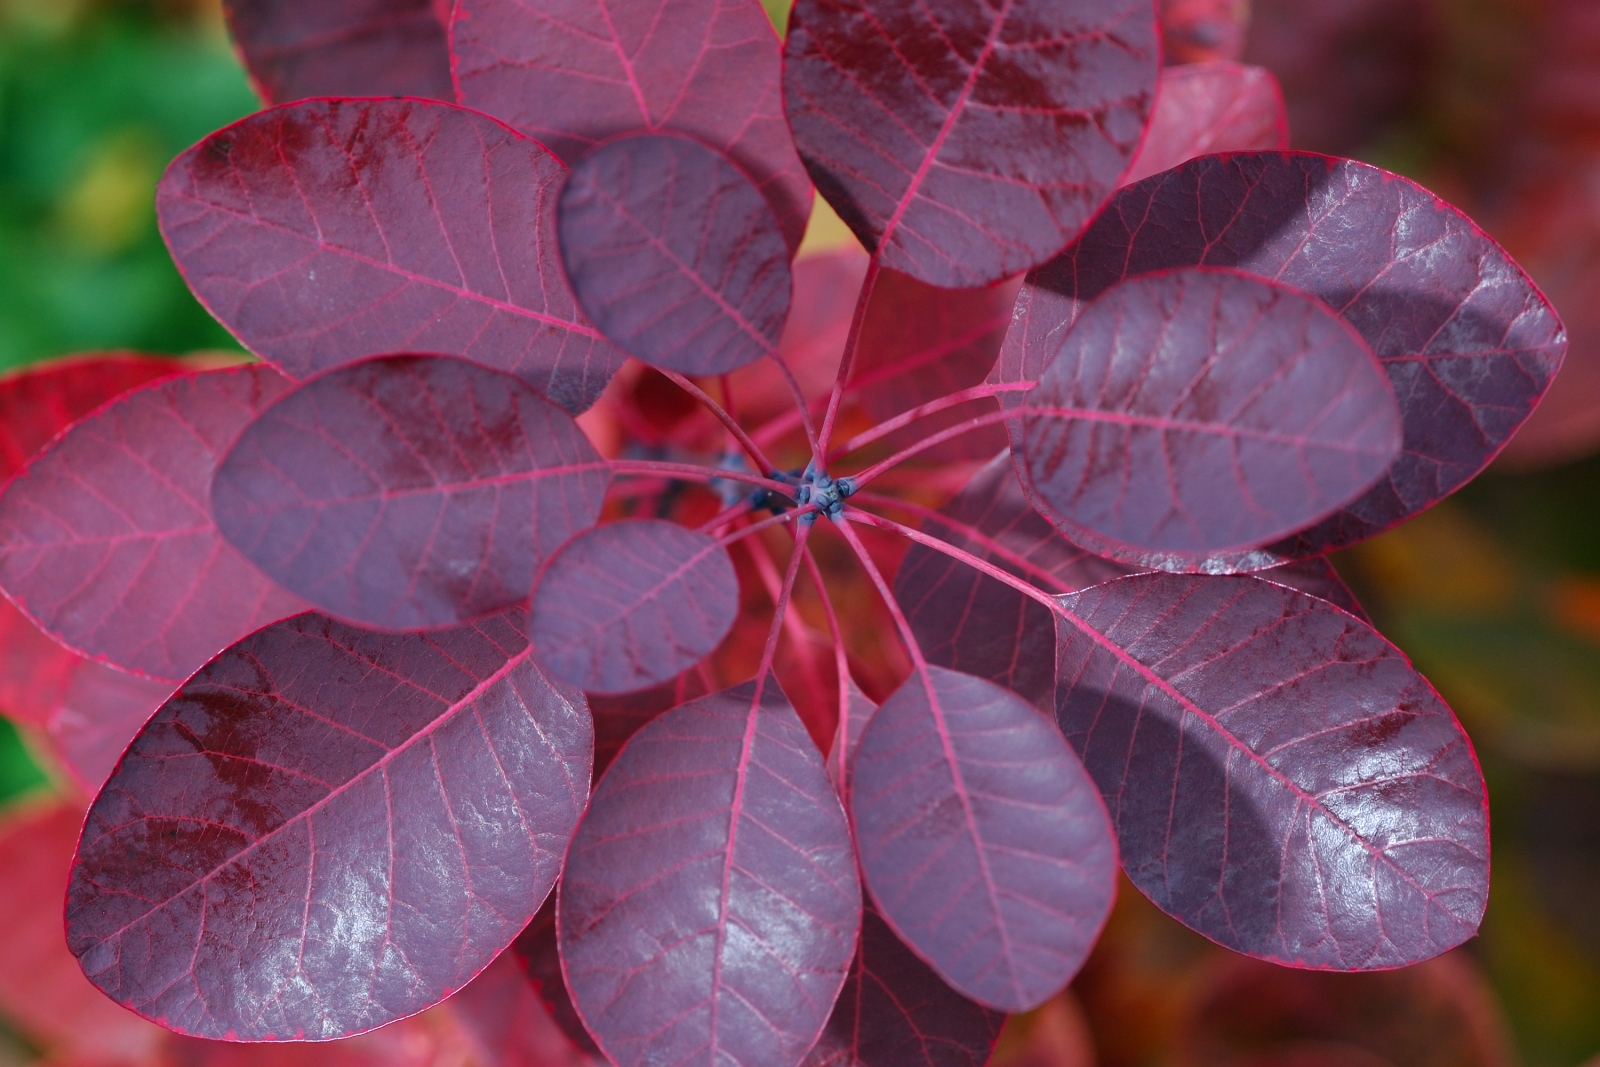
{"left": 1, "top": 0, "right": 1598, "bottom": 1065}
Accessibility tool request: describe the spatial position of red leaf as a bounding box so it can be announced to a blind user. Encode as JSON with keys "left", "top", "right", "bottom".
{"left": 558, "top": 135, "right": 793, "bottom": 376}
{"left": 781, "top": 0, "right": 1160, "bottom": 288}
{"left": 157, "top": 98, "right": 625, "bottom": 414}
{"left": 803, "top": 906, "right": 1005, "bottom": 1067}
{"left": 512, "top": 898, "right": 603, "bottom": 1056}
{"left": 0, "top": 802, "right": 169, "bottom": 1065}
{"left": 558, "top": 679, "right": 860, "bottom": 1067}
{"left": 0, "top": 366, "right": 308, "bottom": 683}
{"left": 212, "top": 355, "right": 608, "bottom": 632}
{"left": 530, "top": 520, "right": 740, "bottom": 694}
{"left": 1054, "top": 573, "right": 1490, "bottom": 968}
{"left": 0, "top": 597, "right": 83, "bottom": 728}
{"left": 1017, "top": 267, "right": 1402, "bottom": 564}
{"left": 851, "top": 665, "right": 1116, "bottom": 1012}
{"left": 450, "top": 947, "right": 601, "bottom": 1066}
{"left": 0, "top": 353, "right": 188, "bottom": 484}
{"left": 47, "top": 661, "right": 175, "bottom": 794}
{"left": 589, "top": 668, "right": 714, "bottom": 777}
{"left": 1121, "top": 62, "right": 1288, "bottom": 186}
{"left": 993, "top": 153, "right": 1567, "bottom": 569}
{"left": 825, "top": 675, "right": 876, "bottom": 796}
{"left": 65, "top": 610, "right": 592, "bottom": 1040}
{"left": 451, "top": 0, "right": 812, "bottom": 251}
{"left": 223, "top": 0, "right": 455, "bottom": 104}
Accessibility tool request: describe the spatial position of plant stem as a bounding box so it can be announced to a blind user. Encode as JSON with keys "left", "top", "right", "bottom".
{"left": 842, "top": 507, "right": 1058, "bottom": 613}
{"left": 828, "top": 381, "right": 1036, "bottom": 460}
{"left": 751, "top": 520, "right": 813, "bottom": 706}
{"left": 798, "top": 542, "right": 852, "bottom": 785}
{"left": 720, "top": 506, "right": 814, "bottom": 547}
{"left": 699, "top": 499, "right": 755, "bottom": 534}
{"left": 744, "top": 529, "right": 830, "bottom": 707}
{"left": 815, "top": 258, "right": 883, "bottom": 461}
{"left": 769, "top": 351, "right": 821, "bottom": 459}
{"left": 834, "top": 512, "right": 932, "bottom": 677}
{"left": 844, "top": 407, "right": 1017, "bottom": 489}
{"left": 660, "top": 368, "right": 777, "bottom": 476}
{"left": 609, "top": 458, "right": 794, "bottom": 495}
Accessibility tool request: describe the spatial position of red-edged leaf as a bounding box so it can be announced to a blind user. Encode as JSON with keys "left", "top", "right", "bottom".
{"left": 1259, "top": 555, "right": 1369, "bottom": 623}
{"left": 530, "top": 519, "right": 739, "bottom": 694}
{"left": 1160, "top": 0, "right": 1249, "bottom": 65}
{"left": 223, "top": 0, "right": 455, "bottom": 104}
{"left": 1017, "top": 267, "right": 1402, "bottom": 564}
{"left": 803, "top": 906, "right": 1005, "bottom": 1067}
{"left": 65, "top": 610, "right": 592, "bottom": 1040}
{"left": 895, "top": 452, "right": 1129, "bottom": 711}
{"left": 851, "top": 665, "right": 1116, "bottom": 1012}
{"left": 0, "top": 353, "right": 188, "bottom": 483}
{"left": 449, "top": 948, "right": 601, "bottom": 1067}
{"left": 994, "top": 152, "right": 1567, "bottom": 568}
{"left": 781, "top": 0, "right": 1160, "bottom": 288}
{"left": 0, "top": 366, "right": 308, "bottom": 683}
{"left": 558, "top": 135, "right": 793, "bottom": 376}
{"left": 46, "top": 661, "right": 175, "bottom": 794}
{"left": 212, "top": 355, "right": 608, "bottom": 632}
{"left": 0, "top": 802, "right": 169, "bottom": 1065}
{"left": 158, "top": 98, "right": 625, "bottom": 414}
{"left": 451, "top": 0, "right": 812, "bottom": 252}
{"left": 1121, "top": 62, "right": 1287, "bottom": 186}
{"left": 1054, "top": 572, "right": 1490, "bottom": 968}
{"left": 558, "top": 679, "right": 860, "bottom": 1067}
{"left": 513, "top": 898, "right": 602, "bottom": 1056}
{"left": 589, "top": 668, "right": 714, "bottom": 777}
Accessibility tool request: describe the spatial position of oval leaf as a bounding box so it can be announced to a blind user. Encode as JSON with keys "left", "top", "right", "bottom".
{"left": 66, "top": 610, "right": 592, "bottom": 1041}
{"left": 1121, "top": 62, "right": 1288, "bottom": 186}
{"left": 1018, "top": 267, "right": 1402, "bottom": 563}
{"left": 451, "top": 0, "right": 811, "bottom": 251}
{"left": 213, "top": 355, "right": 609, "bottom": 632}
{"left": 558, "top": 135, "right": 793, "bottom": 376}
{"left": 158, "top": 98, "right": 625, "bottom": 413}
{"left": 46, "top": 661, "right": 174, "bottom": 794}
{"left": 0, "top": 353, "right": 188, "bottom": 483}
{"left": 895, "top": 452, "right": 1130, "bottom": 711}
{"left": 994, "top": 152, "right": 1568, "bottom": 568}
{"left": 851, "top": 665, "right": 1116, "bottom": 1012}
{"left": 223, "top": 0, "right": 454, "bottom": 103}
{"left": 530, "top": 519, "right": 738, "bottom": 694}
{"left": 1054, "top": 572, "right": 1490, "bottom": 968}
{"left": 0, "top": 366, "right": 308, "bottom": 683}
{"left": 803, "top": 907, "right": 1005, "bottom": 1067}
{"left": 782, "top": 0, "right": 1159, "bottom": 288}
{"left": 558, "top": 679, "right": 861, "bottom": 1067}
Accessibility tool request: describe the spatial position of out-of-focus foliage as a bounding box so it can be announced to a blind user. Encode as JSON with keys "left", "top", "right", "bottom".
{"left": 0, "top": 0, "right": 256, "bottom": 370}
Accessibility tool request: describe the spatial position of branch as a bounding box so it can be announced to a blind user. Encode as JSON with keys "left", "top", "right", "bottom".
{"left": 841, "top": 507, "right": 1059, "bottom": 614}
{"left": 828, "top": 381, "right": 1035, "bottom": 460}
{"left": 751, "top": 520, "right": 814, "bottom": 707}
{"left": 816, "top": 258, "right": 884, "bottom": 459}
{"left": 659, "top": 368, "right": 777, "bottom": 477}
{"left": 843, "top": 407, "right": 1017, "bottom": 489}
{"left": 610, "top": 458, "right": 795, "bottom": 495}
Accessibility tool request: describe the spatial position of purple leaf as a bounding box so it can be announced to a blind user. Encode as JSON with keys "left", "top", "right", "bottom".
{"left": 826, "top": 675, "right": 877, "bottom": 796}
{"left": 0, "top": 366, "right": 308, "bottom": 683}
{"left": 530, "top": 519, "right": 739, "bottom": 694}
{"left": 223, "top": 0, "right": 455, "bottom": 104}
{"left": 851, "top": 665, "right": 1116, "bottom": 1012}
{"left": 1121, "top": 62, "right": 1288, "bottom": 186}
{"left": 1054, "top": 572, "right": 1490, "bottom": 968}
{"left": 450, "top": 0, "right": 812, "bottom": 252}
{"left": 558, "top": 679, "right": 860, "bottom": 1067}
{"left": 1017, "top": 267, "right": 1402, "bottom": 564}
{"left": 781, "top": 0, "right": 1159, "bottom": 288}
{"left": 558, "top": 135, "right": 793, "bottom": 376}
{"left": 65, "top": 609, "right": 592, "bottom": 1040}
{"left": 46, "top": 662, "right": 174, "bottom": 794}
{"left": 589, "top": 669, "right": 715, "bottom": 777}
{"left": 212, "top": 355, "right": 609, "bottom": 632}
{"left": 994, "top": 152, "right": 1568, "bottom": 568}
{"left": 158, "top": 98, "right": 625, "bottom": 414}
{"left": 0, "top": 354, "right": 188, "bottom": 484}
{"left": 1258, "top": 555, "right": 1369, "bottom": 623}
{"left": 894, "top": 452, "right": 1130, "bottom": 711}
{"left": 803, "top": 907, "right": 1005, "bottom": 1067}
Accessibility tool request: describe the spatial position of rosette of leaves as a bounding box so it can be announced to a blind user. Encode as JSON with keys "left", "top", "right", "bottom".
{"left": 0, "top": 0, "right": 1565, "bottom": 1064}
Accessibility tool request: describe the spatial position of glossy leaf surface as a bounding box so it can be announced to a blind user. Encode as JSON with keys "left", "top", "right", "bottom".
{"left": 158, "top": 98, "right": 625, "bottom": 413}
{"left": 0, "top": 366, "right": 308, "bottom": 683}
{"left": 66, "top": 610, "right": 592, "bottom": 1040}
{"left": 803, "top": 907, "right": 1005, "bottom": 1067}
{"left": 1018, "top": 268, "right": 1402, "bottom": 563}
{"left": 852, "top": 666, "right": 1116, "bottom": 1011}
{"left": 451, "top": 0, "right": 811, "bottom": 251}
{"left": 213, "top": 355, "right": 608, "bottom": 631}
{"left": 894, "top": 452, "right": 1130, "bottom": 711}
{"left": 223, "top": 0, "right": 454, "bottom": 103}
{"left": 1054, "top": 572, "right": 1490, "bottom": 968}
{"left": 531, "top": 519, "right": 739, "bottom": 694}
{"left": 995, "top": 153, "right": 1567, "bottom": 568}
{"left": 1122, "top": 62, "right": 1288, "bottom": 186}
{"left": 559, "top": 680, "right": 860, "bottom": 1067}
{"left": 558, "top": 135, "right": 792, "bottom": 376}
{"left": 782, "top": 0, "right": 1159, "bottom": 287}
{"left": 0, "top": 354, "right": 187, "bottom": 483}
